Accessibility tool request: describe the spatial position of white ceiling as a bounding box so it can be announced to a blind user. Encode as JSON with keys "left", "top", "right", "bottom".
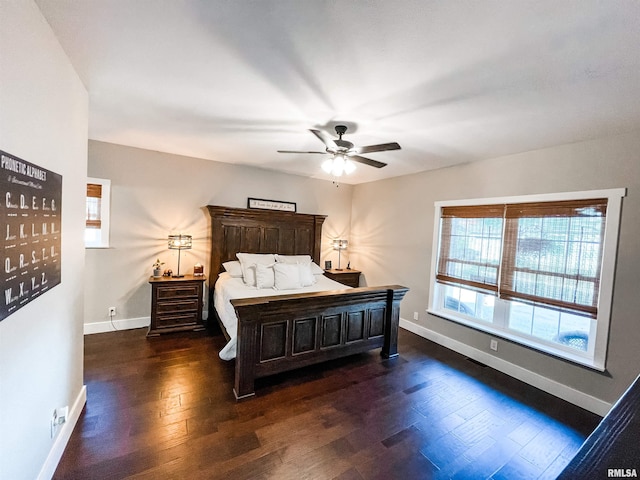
{"left": 36, "top": 0, "right": 640, "bottom": 185}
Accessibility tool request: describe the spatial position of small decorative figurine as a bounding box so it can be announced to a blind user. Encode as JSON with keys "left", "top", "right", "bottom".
{"left": 152, "top": 259, "right": 164, "bottom": 278}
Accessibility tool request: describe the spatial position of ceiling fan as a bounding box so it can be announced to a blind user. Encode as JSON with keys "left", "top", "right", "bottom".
{"left": 278, "top": 125, "right": 401, "bottom": 176}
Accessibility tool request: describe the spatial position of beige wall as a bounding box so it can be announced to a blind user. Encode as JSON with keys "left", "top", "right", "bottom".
{"left": 85, "top": 141, "right": 353, "bottom": 329}
{"left": 351, "top": 130, "right": 640, "bottom": 407}
{"left": 0, "top": 2, "right": 88, "bottom": 479}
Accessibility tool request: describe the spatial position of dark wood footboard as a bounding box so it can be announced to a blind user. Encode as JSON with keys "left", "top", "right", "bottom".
{"left": 231, "top": 285, "right": 409, "bottom": 399}
{"left": 558, "top": 373, "right": 640, "bottom": 479}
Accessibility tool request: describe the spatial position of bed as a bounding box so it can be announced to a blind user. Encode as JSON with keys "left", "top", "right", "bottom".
{"left": 206, "top": 205, "right": 408, "bottom": 399}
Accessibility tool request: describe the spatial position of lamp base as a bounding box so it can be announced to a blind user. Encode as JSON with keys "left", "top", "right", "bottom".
{"left": 171, "top": 274, "right": 185, "bottom": 278}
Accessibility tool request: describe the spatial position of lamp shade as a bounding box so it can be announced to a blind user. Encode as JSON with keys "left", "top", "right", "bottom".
{"left": 167, "top": 234, "right": 191, "bottom": 278}
{"left": 168, "top": 234, "right": 192, "bottom": 250}
{"left": 332, "top": 239, "right": 348, "bottom": 250}
{"left": 332, "top": 239, "right": 348, "bottom": 270}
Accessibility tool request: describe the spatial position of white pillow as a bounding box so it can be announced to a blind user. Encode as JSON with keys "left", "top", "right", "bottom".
{"left": 273, "top": 254, "right": 318, "bottom": 285}
{"left": 275, "top": 254, "right": 312, "bottom": 265}
{"left": 222, "top": 260, "right": 243, "bottom": 278}
{"left": 275, "top": 255, "right": 323, "bottom": 279}
{"left": 236, "top": 253, "right": 276, "bottom": 286}
{"left": 255, "top": 263, "right": 275, "bottom": 289}
{"left": 273, "top": 262, "right": 302, "bottom": 290}
{"left": 298, "top": 262, "right": 316, "bottom": 287}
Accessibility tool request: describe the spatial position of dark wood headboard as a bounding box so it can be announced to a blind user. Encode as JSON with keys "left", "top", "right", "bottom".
{"left": 206, "top": 205, "right": 326, "bottom": 279}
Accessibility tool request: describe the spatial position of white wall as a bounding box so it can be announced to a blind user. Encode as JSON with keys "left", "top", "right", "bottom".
{"left": 85, "top": 140, "right": 353, "bottom": 332}
{"left": 0, "top": 2, "right": 88, "bottom": 479}
{"left": 351, "top": 130, "right": 640, "bottom": 412}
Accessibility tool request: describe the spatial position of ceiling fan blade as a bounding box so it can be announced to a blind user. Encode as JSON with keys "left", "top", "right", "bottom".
{"left": 277, "top": 150, "right": 327, "bottom": 154}
{"left": 310, "top": 129, "right": 338, "bottom": 149}
{"left": 349, "top": 155, "right": 387, "bottom": 168}
{"left": 354, "top": 142, "right": 401, "bottom": 154}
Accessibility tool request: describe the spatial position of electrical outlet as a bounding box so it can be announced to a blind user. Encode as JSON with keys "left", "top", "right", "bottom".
{"left": 57, "top": 406, "right": 68, "bottom": 425}
{"left": 50, "top": 409, "right": 58, "bottom": 438}
{"left": 50, "top": 406, "right": 68, "bottom": 438}
{"left": 413, "top": 311, "right": 419, "bottom": 321}
{"left": 490, "top": 339, "right": 498, "bottom": 351}
{"left": 108, "top": 306, "right": 116, "bottom": 317}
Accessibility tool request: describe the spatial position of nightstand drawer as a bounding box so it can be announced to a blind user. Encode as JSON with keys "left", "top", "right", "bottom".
{"left": 156, "top": 312, "right": 198, "bottom": 328}
{"left": 157, "top": 284, "right": 200, "bottom": 299}
{"left": 156, "top": 298, "right": 199, "bottom": 314}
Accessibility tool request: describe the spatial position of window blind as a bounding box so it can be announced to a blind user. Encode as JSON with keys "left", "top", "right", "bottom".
{"left": 437, "top": 198, "right": 607, "bottom": 318}
{"left": 436, "top": 205, "right": 504, "bottom": 293}
{"left": 86, "top": 183, "right": 102, "bottom": 229}
{"left": 500, "top": 199, "right": 607, "bottom": 318}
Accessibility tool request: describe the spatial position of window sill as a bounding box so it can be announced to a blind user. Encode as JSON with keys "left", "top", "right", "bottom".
{"left": 426, "top": 308, "right": 605, "bottom": 372}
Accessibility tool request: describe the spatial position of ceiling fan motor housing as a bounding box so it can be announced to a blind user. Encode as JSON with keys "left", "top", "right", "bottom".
{"left": 333, "top": 125, "right": 353, "bottom": 150}
{"left": 334, "top": 139, "right": 354, "bottom": 150}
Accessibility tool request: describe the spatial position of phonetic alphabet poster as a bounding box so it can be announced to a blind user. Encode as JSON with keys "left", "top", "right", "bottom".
{"left": 1, "top": 149, "right": 62, "bottom": 322}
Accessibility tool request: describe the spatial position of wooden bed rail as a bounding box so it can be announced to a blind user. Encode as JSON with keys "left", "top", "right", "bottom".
{"left": 231, "top": 285, "right": 409, "bottom": 399}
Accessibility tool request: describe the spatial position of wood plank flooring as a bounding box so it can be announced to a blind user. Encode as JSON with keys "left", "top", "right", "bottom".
{"left": 54, "top": 327, "right": 600, "bottom": 479}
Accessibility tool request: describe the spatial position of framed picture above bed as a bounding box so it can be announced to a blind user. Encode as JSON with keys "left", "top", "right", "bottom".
{"left": 247, "top": 197, "right": 296, "bottom": 213}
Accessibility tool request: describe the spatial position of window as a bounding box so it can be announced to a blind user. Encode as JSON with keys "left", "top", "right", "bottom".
{"left": 86, "top": 183, "right": 102, "bottom": 228}
{"left": 85, "top": 177, "right": 111, "bottom": 248}
{"left": 429, "top": 189, "right": 625, "bottom": 370}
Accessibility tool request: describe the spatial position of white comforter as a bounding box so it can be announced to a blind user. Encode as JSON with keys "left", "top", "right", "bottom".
{"left": 214, "top": 272, "right": 350, "bottom": 360}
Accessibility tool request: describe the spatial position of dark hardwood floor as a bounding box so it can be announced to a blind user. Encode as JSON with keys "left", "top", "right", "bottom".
{"left": 54, "top": 327, "right": 600, "bottom": 480}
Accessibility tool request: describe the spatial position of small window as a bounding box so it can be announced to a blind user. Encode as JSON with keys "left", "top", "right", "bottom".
{"left": 85, "top": 177, "right": 111, "bottom": 248}
{"left": 429, "top": 188, "right": 625, "bottom": 370}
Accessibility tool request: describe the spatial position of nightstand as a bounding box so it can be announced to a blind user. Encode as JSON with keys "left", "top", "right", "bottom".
{"left": 324, "top": 269, "right": 361, "bottom": 288}
{"left": 148, "top": 275, "right": 205, "bottom": 336}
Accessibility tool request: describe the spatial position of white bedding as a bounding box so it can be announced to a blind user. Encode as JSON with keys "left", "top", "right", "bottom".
{"left": 214, "top": 271, "right": 351, "bottom": 360}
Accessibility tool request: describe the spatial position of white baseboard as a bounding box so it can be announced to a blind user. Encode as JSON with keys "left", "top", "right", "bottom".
{"left": 399, "top": 318, "right": 611, "bottom": 417}
{"left": 37, "top": 385, "right": 87, "bottom": 480}
{"left": 84, "top": 316, "right": 149, "bottom": 335}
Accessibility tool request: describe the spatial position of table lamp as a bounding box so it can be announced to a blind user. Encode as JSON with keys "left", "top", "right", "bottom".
{"left": 168, "top": 234, "right": 192, "bottom": 278}
{"left": 332, "top": 239, "right": 348, "bottom": 270}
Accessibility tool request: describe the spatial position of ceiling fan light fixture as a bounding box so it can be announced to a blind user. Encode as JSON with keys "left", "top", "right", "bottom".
{"left": 332, "top": 155, "right": 346, "bottom": 176}
{"left": 321, "top": 158, "right": 334, "bottom": 174}
{"left": 344, "top": 159, "right": 356, "bottom": 174}
{"left": 322, "top": 154, "right": 354, "bottom": 177}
